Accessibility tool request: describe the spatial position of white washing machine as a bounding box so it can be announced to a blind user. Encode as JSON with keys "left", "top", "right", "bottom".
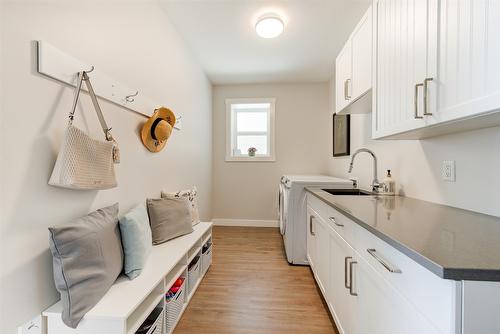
{"left": 279, "top": 175, "right": 353, "bottom": 265}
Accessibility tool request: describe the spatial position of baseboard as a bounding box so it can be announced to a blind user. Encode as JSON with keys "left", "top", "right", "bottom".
{"left": 212, "top": 219, "right": 279, "bottom": 228}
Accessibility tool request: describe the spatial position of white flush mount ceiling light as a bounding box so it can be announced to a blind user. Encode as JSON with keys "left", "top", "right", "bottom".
{"left": 255, "top": 14, "right": 284, "bottom": 38}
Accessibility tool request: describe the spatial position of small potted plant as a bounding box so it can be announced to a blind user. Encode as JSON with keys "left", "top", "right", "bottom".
{"left": 248, "top": 147, "right": 257, "bottom": 157}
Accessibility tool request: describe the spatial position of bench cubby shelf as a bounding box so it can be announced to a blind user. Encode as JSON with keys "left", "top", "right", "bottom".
{"left": 43, "top": 222, "right": 213, "bottom": 334}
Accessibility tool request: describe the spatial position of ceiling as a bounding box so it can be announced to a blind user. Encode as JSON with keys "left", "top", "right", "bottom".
{"left": 161, "top": 0, "right": 371, "bottom": 85}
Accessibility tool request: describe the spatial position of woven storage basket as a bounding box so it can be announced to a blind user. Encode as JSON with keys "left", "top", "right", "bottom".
{"left": 164, "top": 281, "right": 186, "bottom": 333}
{"left": 187, "top": 257, "right": 200, "bottom": 295}
{"left": 151, "top": 309, "right": 163, "bottom": 334}
{"left": 136, "top": 307, "right": 163, "bottom": 334}
{"left": 201, "top": 244, "right": 212, "bottom": 274}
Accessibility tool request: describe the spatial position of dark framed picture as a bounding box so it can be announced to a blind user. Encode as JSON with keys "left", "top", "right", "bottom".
{"left": 332, "top": 114, "right": 350, "bottom": 157}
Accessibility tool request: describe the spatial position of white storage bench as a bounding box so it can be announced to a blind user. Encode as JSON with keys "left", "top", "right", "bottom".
{"left": 43, "top": 222, "right": 213, "bottom": 334}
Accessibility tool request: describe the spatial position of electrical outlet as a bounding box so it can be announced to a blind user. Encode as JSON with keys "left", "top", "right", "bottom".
{"left": 442, "top": 160, "right": 456, "bottom": 182}
{"left": 18, "top": 315, "right": 43, "bottom": 334}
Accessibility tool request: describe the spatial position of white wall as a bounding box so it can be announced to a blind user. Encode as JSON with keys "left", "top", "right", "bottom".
{"left": 326, "top": 112, "right": 500, "bottom": 217}
{"left": 0, "top": 2, "right": 212, "bottom": 333}
{"left": 212, "top": 83, "right": 330, "bottom": 222}
{"left": 212, "top": 79, "right": 500, "bottom": 222}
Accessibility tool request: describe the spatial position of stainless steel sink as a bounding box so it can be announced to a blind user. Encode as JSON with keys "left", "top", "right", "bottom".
{"left": 322, "top": 188, "right": 373, "bottom": 196}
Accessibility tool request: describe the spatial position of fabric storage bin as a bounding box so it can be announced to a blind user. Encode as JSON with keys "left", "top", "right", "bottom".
{"left": 201, "top": 242, "right": 212, "bottom": 274}
{"left": 164, "top": 279, "right": 186, "bottom": 333}
{"left": 187, "top": 255, "right": 201, "bottom": 295}
{"left": 136, "top": 304, "right": 163, "bottom": 334}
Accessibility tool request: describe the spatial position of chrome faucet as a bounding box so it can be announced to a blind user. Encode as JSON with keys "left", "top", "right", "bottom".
{"left": 348, "top": 148, "right": 382, "bottom": 192}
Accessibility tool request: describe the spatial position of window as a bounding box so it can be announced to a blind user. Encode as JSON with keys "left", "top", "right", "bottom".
{"left": 226, "top": 98, "right": 276, "bottom": 161}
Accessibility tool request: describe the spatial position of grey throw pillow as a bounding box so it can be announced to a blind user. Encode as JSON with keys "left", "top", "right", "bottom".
{"left": 161, "top": 186, "right": 201, "bottom": 226}
{"left": 48, "top": 203, "right": 123, "bottom": 328}
{"left": 147, "top": 197, "right": 193, "bottom": 245}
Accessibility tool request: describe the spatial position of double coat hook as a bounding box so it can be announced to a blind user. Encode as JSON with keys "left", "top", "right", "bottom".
{"left": 125, "top": 90, "right": 139, "bottom": 103}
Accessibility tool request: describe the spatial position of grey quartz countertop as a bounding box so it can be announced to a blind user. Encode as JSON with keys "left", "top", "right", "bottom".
{"left": 306, "top": 187, "right": 500, "bottom": 281}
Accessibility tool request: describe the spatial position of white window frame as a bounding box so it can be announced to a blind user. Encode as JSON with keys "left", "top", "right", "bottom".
{"left": 225, "top": 98, "right": 276, "bottom": 162}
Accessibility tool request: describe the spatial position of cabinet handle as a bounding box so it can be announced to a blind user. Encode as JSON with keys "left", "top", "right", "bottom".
{"left": 344, "top": 256, "right": 352, "bottom": 289}
{"left": 367, "top": 248, "right": 402, "bottom": 273}
{"left": 349, "top": 261, "right": 358, "bottom": 296}
{"left": 329, "top": 217, "right": 344, "bottom": 227}
{"left": 414, "top": 83, "right": 424, "bottom": 119}
{"left": 423, "top": 77, "right": 434, "bottom": 116}
{"left": 309, "top": 215, "right": 315, "bottom": 236}
{"left": 345, "top": 79, "right": 352, "bottom": 100}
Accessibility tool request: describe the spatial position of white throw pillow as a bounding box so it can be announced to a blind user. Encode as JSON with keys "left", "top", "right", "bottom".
{"left": 161, "top": 186, "right": 200, "bottom": 226}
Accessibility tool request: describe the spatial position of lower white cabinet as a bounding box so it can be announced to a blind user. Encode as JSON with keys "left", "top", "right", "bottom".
{"left": 327, "top": 223, "right": 356, "bottom": 334}
{"left": 307, "top": 207, "right": 330, "bottom": 295}
{"left": 307, "top": 197, "right": 459, "bottom": 334}
{"left": 322, "top": 219, "right": 440, "bottom": 334}
{"left": 308, "top": 194, "right": 500, "bottom": 334}
{"left": 315, "top": 216, "right": 330, "bottom": 295}
{"left": 355, "top": 255, "right": 441, "bottom": 334}
{"left": 306, "top": 207, "right": 317, "bottom": 270}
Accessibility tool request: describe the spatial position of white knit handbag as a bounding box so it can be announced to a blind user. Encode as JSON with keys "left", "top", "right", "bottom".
{"left": 49, "top": 71, "right": 119, "bottom": 190}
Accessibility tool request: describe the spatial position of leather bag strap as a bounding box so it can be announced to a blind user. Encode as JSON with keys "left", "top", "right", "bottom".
{"left": 68, "top": 71, "right": 113, "bottom": 141}
{"left": 68, "top": 71, "right": 84, "bottom": 124}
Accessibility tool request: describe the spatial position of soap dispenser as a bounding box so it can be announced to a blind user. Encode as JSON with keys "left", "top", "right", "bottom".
{"left": 383, "top": 170, "right": 396, "bottom": 195}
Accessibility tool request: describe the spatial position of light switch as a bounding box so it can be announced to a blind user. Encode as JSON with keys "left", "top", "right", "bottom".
{"left": 442, "top": 160, "right": 456, "bottom": 182}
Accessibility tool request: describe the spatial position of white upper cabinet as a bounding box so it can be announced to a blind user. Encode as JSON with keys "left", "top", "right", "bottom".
{"left": 335, "top": 43, "right": 352, "bottom": 113}
{"left": 373, "top": 0, "right": 500, "bottom": 139}
{"left": 351, "top": 8, "right": 373, "bottom": 99}
{"left": 335, "top": 6, "right": 373, "bottom": 114}
{"left": 372, "top": 0, "right": 438, "bottom": 138}
{"left": 431, "top": 0, "right": 500, "bottom": 126}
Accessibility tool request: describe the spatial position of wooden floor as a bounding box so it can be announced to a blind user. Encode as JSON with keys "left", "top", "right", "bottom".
{"left": 175, "top": 226, "right": 339, "bottom": 334}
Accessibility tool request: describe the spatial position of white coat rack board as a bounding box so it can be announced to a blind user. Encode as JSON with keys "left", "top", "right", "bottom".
{"left": 36, "top": 40, "right": 182, "bottom": 130}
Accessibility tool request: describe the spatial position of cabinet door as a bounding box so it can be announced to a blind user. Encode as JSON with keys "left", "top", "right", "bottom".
{"left": 432, "top": 0, "right": 500, "bottom": 125}
{"left": 354, "top": 256, "right": 441, "bottom": 334}
{"left": 351, "top": 7, "right": 372, "bottom": 99}
{"left": 372, "top": 0, "right": 438, "bottom": 138}
{"left": 315, "top": 217, "right": 330, "bottom": 296}
{"left": 306, "top": 207, "right": 317, "bottom": 270}
{"left": 335, "top": 43, "right": 352, "bottom": 113}
{"left": 328, "top": 226, "right": 356, "bottom": 334}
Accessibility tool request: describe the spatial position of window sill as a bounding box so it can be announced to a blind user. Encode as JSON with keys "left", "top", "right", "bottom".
{"left": 225, "top": 156, "right": 276, "bottom": 162}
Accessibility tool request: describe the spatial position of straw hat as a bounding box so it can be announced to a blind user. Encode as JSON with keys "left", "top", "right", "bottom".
{"left": 141, "top": 107, "right": 176, "bottom": 152}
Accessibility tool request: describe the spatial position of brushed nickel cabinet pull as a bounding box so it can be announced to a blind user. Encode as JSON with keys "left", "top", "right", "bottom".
{"left": 329, "top": 217, "right": 344, "bottom": 227}
{"left": 349, "top": 261, "right": 358, "bottom": 296}
{"left": 344, "top": 79, "right": 349, "bottom": 100}
{"left": 346, "top": 79, "right": 352, "bottom": 99}
{"left": 414, "top": 83, "right": 424, "bottom": 119}
{"left": 423, "top": 77, "right": 434, "bottom": 115}
{"left": 367, "top": 248, "right": 402, "bottom": 273}
{"left": 345, "top": 256, "right": 352, "bottom": 289}
{"left": 309, "top": 216, "right": 315, "bottom": 236}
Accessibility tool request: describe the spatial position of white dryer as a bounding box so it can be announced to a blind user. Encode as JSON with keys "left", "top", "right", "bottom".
{"left": 279, "top": 175, "right": 352, "bottom": 265}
